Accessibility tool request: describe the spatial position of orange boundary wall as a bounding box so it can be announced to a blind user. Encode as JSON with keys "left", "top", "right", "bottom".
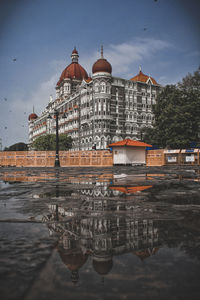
{"left": 0, "top": 150, "right": 113, "bottom": 167}
{"left": 146, "top": 150, "right": 165, "bottom": 166}
{"left": 146, "top": 149, "right": 200, "bottom": 166}
{"left": 1, "top": 149, "right": 199, "bottom": 167}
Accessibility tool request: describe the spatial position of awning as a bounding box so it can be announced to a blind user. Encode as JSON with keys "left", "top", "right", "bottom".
{"left": 181, "top": 149, "right": 199, "bottom": 153}
{"left": 164, "top": 150, "right": 180, "bottom": 154}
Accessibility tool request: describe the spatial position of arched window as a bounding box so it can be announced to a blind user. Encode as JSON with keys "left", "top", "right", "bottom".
{"left": 100, "top": 82, "right": 106, "bottom": 93}
{"left": 147, "top": 114, "right": 152, "bottom": 121}
{"left": 133, "top": 124, "right": 137, "bottom": 131}
{"left": 134, "top": 113, "right": 137, "bottom": 121}
{"left": 94, "top": 83, "right": 99, "bottom": 93}
{"left": 142, "top": 114, "right": 146, "bottom": 121}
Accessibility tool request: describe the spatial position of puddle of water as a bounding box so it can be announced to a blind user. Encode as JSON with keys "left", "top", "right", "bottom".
{"left": 0, "top": 169, "right": 200, "bottom": 299}
{"left": 0, "top": 181, "right": 11, "bottom": 189}
{"left": 36, "top": 211, "right": 200, "bottom": 299}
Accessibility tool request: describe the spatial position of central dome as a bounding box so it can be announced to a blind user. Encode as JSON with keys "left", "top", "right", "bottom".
{"left": 92, "top": 46, "right": 112, "bottom": 74}
{"left": 57, "top": 48, "right": 88, "bottom": 86}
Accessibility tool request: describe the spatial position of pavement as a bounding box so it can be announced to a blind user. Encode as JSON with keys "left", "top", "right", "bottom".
{"left": 0, "top": 165, "right": 200, "bottom": 300}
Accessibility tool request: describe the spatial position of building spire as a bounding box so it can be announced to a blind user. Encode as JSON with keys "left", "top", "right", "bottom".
{"left": 101, "top": 45, "right": 104, "bottom": 58}
{"left": 71, "top": 47, "right": 79, "bottom": 63}
{"left": 139, "top": 65, "right": 142, "bottom": 72}
{"left": 33, "top": 105, "right": 35, "bottom": 113}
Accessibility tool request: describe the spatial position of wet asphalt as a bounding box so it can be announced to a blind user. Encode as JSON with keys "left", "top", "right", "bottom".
{"left": 0, "top": 165, "right": 200, "bottom": 300}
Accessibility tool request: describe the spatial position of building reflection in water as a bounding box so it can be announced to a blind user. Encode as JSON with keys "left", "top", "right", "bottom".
{"left": 43, "top": 183, "right": 159, "bottom": 284}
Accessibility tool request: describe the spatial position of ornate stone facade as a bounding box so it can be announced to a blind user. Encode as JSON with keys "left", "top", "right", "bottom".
{"left": 28, "top": 47, "right": 161, "bottom": 150}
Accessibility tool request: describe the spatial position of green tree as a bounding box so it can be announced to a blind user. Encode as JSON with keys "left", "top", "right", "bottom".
{"left": 4, "top": 142, "right": 28, "bottom": 151}
{"left": 143, "top": 68, "right": 200, "bottom": 149}
{"left": 32, "top": 134, "right": 72, "bottom": 151}
{"left": 58, "top": 134, "right": 73, "bottom": 150}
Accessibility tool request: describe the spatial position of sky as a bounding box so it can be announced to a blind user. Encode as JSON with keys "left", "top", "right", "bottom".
{"left": 0, "top": 0, "right": 199, "bottom": 148}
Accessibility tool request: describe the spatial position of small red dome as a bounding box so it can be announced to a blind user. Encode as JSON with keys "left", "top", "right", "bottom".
{"left": 28, "top": 113, "right": 38, "bottom": 121}
{"left": 92, "top": 58, "right": 112, "bottom": 74}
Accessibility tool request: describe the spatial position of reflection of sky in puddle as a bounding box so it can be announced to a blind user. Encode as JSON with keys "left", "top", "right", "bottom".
{"left": 0, "top": 180, "right": 11, "bottom": 189}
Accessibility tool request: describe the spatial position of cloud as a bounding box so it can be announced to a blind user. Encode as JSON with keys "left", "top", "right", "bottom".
{"left": 80, "top": 38, "right": 172, "bottom": 77}
{"left": 106, "top": 38, "right": 171, "bottom": 75}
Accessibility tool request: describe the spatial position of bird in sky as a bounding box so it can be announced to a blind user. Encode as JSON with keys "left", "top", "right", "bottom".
{"left": 143, "top": 28, "right": 147, "bottom": 31}
{"left": 4, "top": 127, "right": 7, "bottom": 129}
{"left": 4, "top": 98, "right": 7, "bottom": 101}
{"left": 12, "top": 58, "right": 17, "bottom": 62}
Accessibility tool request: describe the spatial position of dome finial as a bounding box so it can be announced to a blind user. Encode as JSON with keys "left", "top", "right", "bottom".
{"left": 71, "top": 47, "right": 79, "bottom": 63}
{"left": 33, "top": 105, "right": 35, "bottom": 113}
{"left": 101, "top": 45, "right": 104, "bottom": 58}
{"left": 139, "top": 65, "right": 142, "bottom": 72}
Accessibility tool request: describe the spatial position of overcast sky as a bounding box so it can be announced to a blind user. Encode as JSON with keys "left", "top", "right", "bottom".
{"left": 0, "top": 0, "right": 200, "bottom": 148}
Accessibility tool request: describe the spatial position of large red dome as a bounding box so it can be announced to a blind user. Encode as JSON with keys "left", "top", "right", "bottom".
{"left": 59, "top": 63, "right": 88, "bottom": 81}
{"left": 57, "top": 48, "right": 88, "bottom": 86}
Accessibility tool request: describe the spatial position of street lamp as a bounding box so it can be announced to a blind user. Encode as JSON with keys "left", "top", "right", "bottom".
{"left": 47, "top": 110, "right": 67, "bottom": 167}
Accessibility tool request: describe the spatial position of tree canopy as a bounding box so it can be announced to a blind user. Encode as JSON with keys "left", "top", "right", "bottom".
{"left": 143, "top": 67, "right": 200, "bottom": 149}
{"left": 4, "top": 142, "right": 28, "bottom": 151}
{"left": 32, "top": 134, "right": 72, "bottom": 151}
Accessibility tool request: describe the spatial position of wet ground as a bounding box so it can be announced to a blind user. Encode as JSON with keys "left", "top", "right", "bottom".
{"left": 0, "top": 165, "right": 200, "bottom": 300}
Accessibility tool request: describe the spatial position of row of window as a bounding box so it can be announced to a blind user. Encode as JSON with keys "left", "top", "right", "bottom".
{"left": 94, "top": 82, "right": 111, "bottom": 93}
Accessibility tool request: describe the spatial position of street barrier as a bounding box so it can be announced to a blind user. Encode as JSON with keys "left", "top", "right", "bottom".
{"left": 0, "top": 149, "right": 199, "bottom": 167}
{"left": 0, "top": 150, "right": 113, "bottom": 167}
{"left": 146, "top": 149, "right": 165, "bottom": 166}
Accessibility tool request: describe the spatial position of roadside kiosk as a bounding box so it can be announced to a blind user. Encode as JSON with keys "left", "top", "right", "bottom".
{"left": 108, "top": 139, "right": 152, "bottom": 165}
{"left": 180, "top": 149, "right": 199, "bottom": 165}
{"left": 164, "top": 149, "right": 180, "bottom": 165}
